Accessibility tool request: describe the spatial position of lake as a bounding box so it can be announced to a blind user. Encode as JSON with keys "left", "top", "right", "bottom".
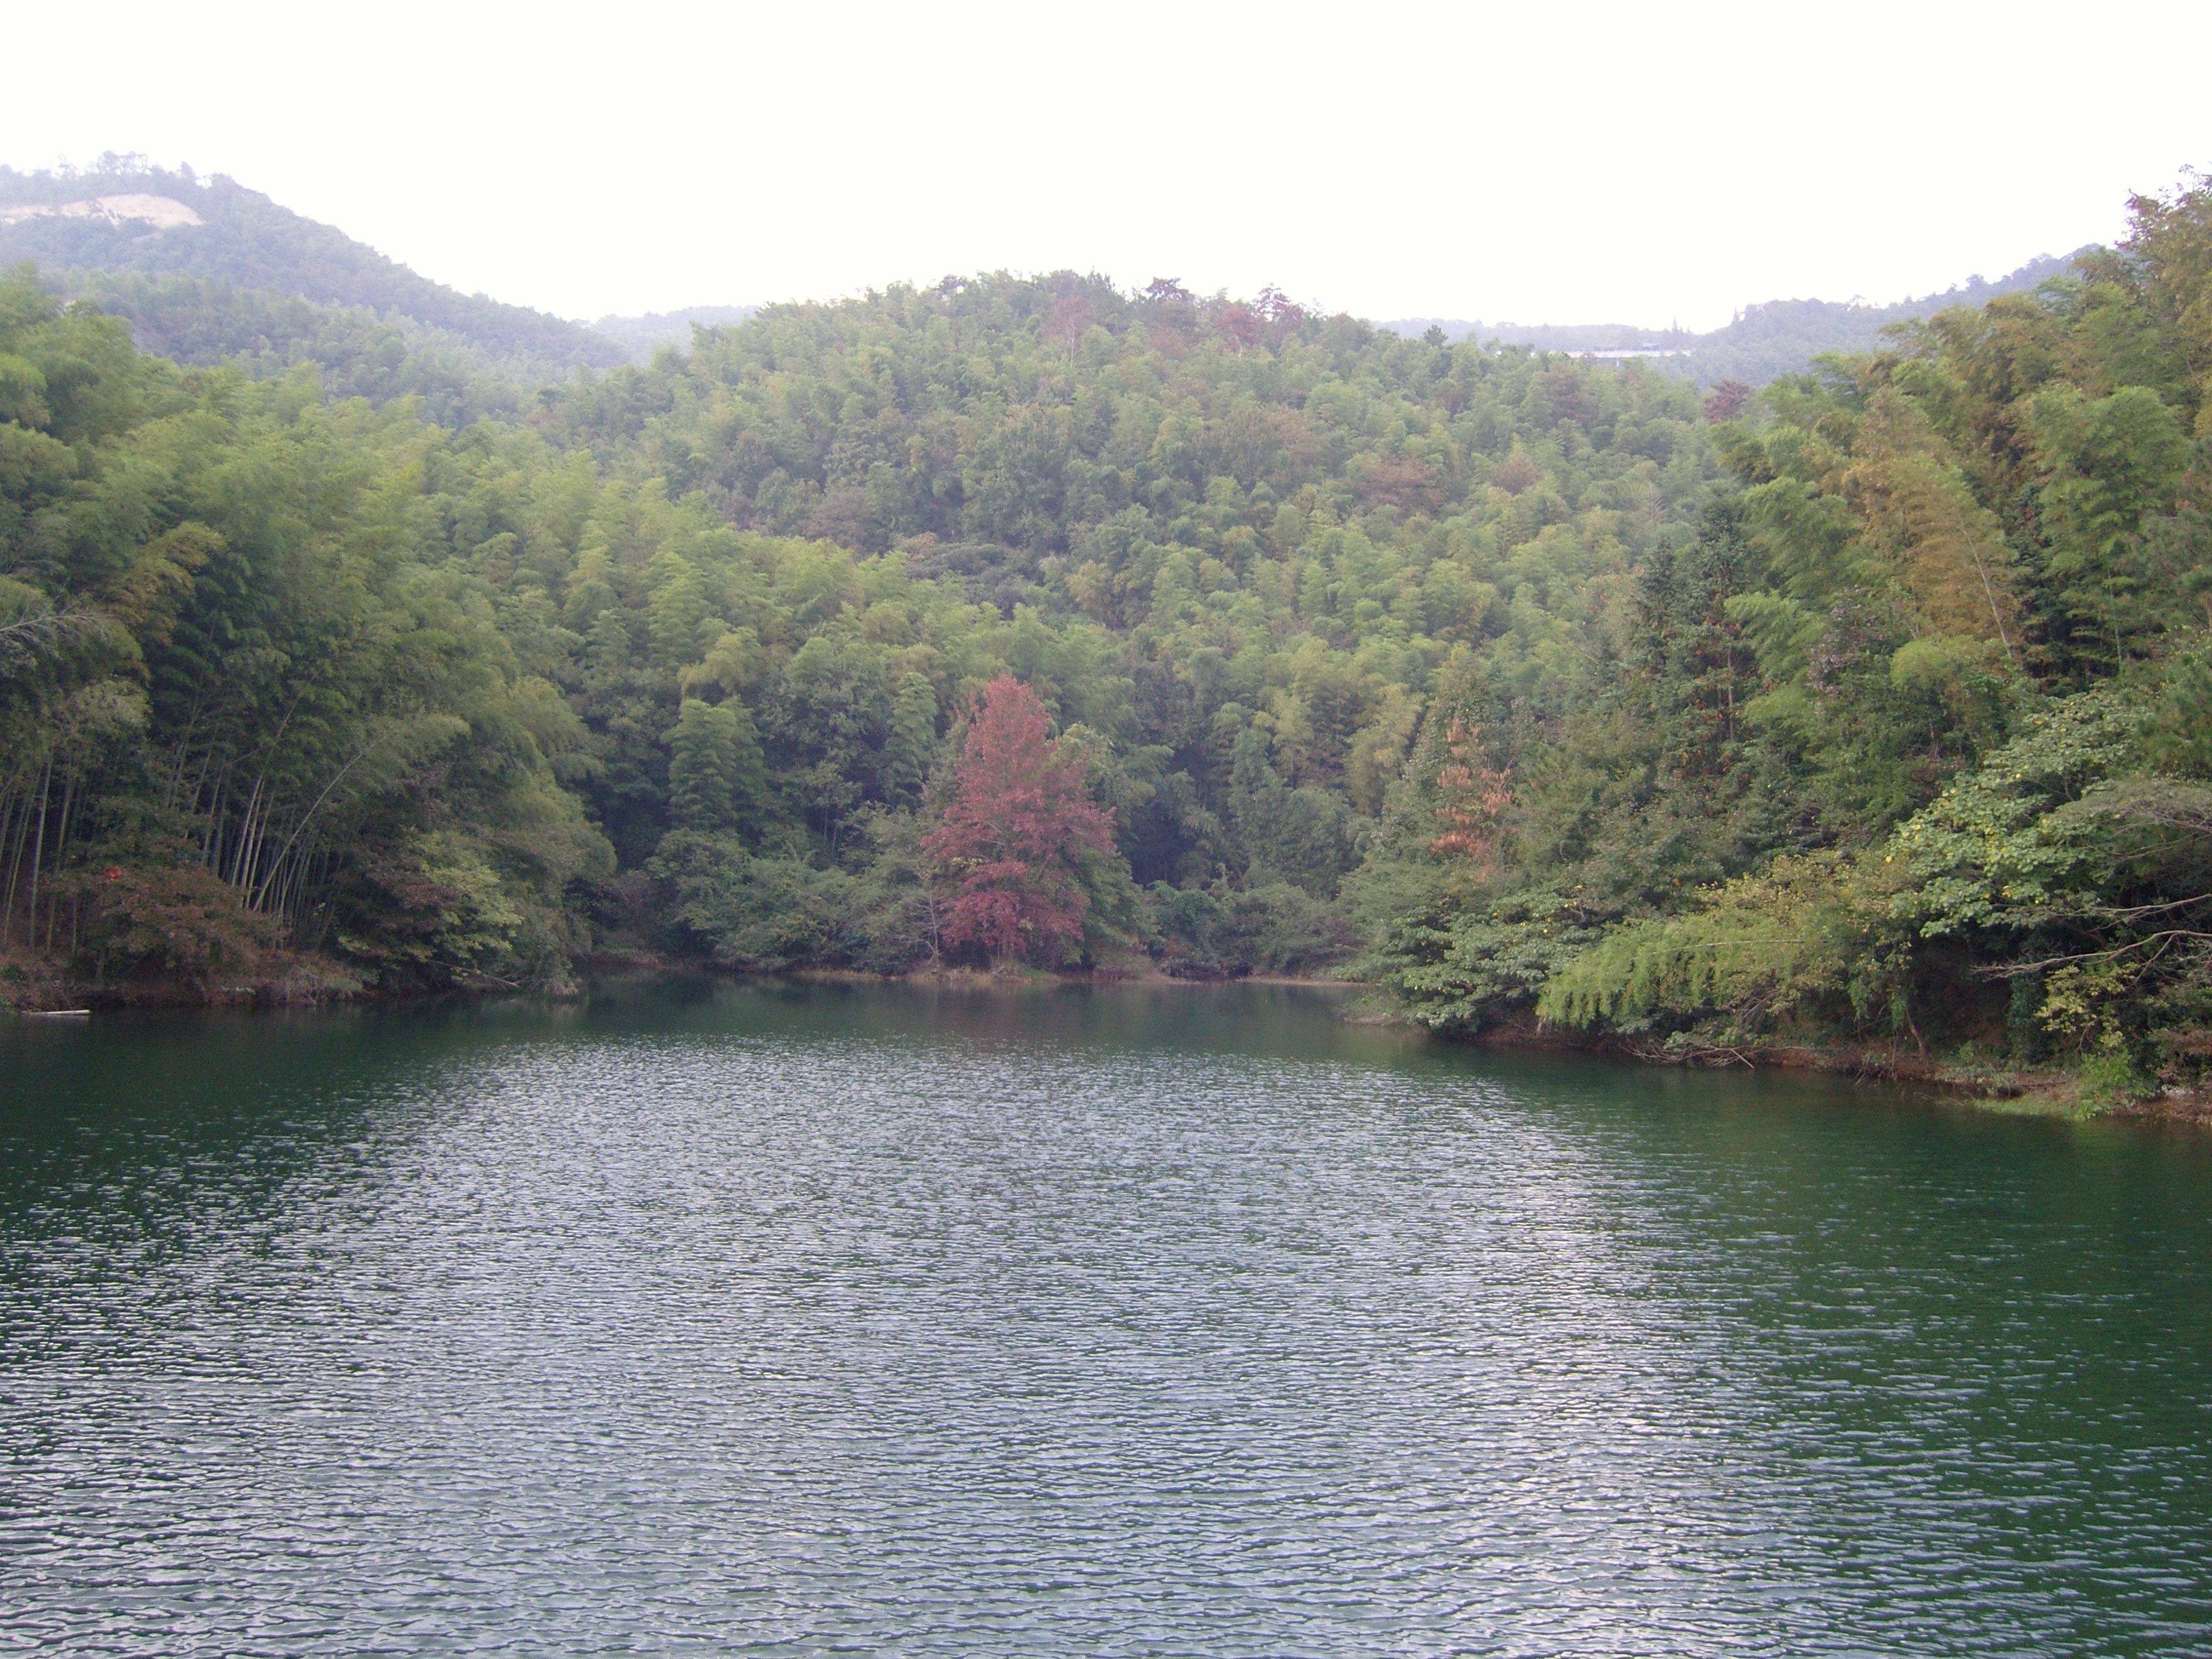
{"left": 3, "top": 979, "right": 2210, "bottom": 1655}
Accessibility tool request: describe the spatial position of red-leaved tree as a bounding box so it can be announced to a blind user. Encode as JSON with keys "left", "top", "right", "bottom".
{"left": 924, "top": 676, "right": 1116, "bottom": 967}
{"left": 1429, "top": 720, "right": 1512, "bottom": 878}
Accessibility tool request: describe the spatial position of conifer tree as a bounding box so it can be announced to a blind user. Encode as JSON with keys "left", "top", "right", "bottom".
{"left": 923, "top": 677, "right": 1114, "bottom": 967}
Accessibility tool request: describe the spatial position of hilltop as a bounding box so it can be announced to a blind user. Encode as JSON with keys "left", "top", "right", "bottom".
{"left": 2, "top": 159, "right": 2103, "bottom": 418}
{"left": 590, "top": 305, "right": 760, "bottom": 361}
{"left": 0, "top": 156, "right": 637, "bottom": 422}
{"left": 0, "top": 157, "right": 624, "bottom": 371}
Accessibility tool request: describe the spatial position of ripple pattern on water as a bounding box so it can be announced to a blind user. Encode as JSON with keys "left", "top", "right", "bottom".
{"left": 3, "top": 985, "right": 2211, "bottom": 1655}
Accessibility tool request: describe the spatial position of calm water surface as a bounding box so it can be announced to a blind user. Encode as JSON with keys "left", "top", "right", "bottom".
{"left": 3, "top": 980, "right": 2210, "bottom": 1655}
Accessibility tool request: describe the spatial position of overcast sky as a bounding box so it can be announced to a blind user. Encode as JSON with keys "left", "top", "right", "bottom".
{"left": 5, "top": 0, "right": 2202, "bottom": 330}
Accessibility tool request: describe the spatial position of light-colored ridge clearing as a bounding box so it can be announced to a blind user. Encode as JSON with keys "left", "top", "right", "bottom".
{"left": 0, "top": 193, "right": 203, "bottom": 230}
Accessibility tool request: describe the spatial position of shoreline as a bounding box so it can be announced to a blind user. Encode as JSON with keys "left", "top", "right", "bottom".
{"left": 1429, "top": 1013, "right": 2212, "bottom": 1127}
{"left": 0, "top": 947, "right": 1365, "bottom": 1014}
{"left": 12, "top": 949, "right": 2207, "bottom": 1127}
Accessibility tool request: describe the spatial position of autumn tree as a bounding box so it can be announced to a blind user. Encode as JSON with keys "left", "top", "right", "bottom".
{"left": 1042, "top": 296, "right": 1091, "bottom": 360}
{"left": 1429, "top": 722, "right": 1513, "bottom": 877}
{"left": 923, "top": 676, "right": 1116, "bottom": 967}
{"left": 1703, "top": 380, "right": 1752, "bottom": 422}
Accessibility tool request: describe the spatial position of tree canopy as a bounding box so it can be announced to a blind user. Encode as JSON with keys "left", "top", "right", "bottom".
{"left": 6, "top": 164, "right": 2212, "bottom": 1098}
{"left": 926, "top": 675, "right": 1118, "bottom": 966}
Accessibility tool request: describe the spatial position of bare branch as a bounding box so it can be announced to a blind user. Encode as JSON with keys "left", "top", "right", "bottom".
{"left": 1979, "top": 930, "right": 2211, "bottom": 977}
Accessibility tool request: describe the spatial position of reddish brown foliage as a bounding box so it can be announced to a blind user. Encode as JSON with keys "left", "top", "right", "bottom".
{"left": 1353, "top": 454, "right": 1444, "bottom": 514}
{"left": 77, "top": 865, "right": 280, "bottom": 985}
{"left": 924, "top": 677, "right": 1116, "bottom": 965}
{"left": 1256, "top": 285, "right": 1304, "bottom": 324}
{"left": 1538, "top": 366, "right": 1599, "bottom": 429}
{"left": 1430, "top": 722, "right": 1512, "bottom": 876}
{"left": 1044, "top": 296, "right": 1092, "bottom": 357}
{"left": 1703, "top": 379, "right": 1752, "bottom": 423}
{"left": 1492, "top": 449, "right": 1542, "bottom": 495}
{"left": 1216, "top": 304, "right": 1261, "bottom": 352}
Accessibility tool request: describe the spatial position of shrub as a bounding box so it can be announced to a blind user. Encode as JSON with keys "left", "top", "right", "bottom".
{"left": 76, "top": 865, "right": 281, "bottom": 988}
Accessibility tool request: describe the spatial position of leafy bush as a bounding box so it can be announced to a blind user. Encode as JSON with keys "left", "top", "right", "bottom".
{"left": 1151, "top": 881, "right": 1353, "bottom": 977}
{"left": 648, "top": 831, "right": 869, "bottom": 971}
{"left": 1367, "top": 886, "right": 1607, "bottom": 1033}
{"left": 1536, "top": 853, "right": 1909, "bottom": 1040}
{"left": 335, "top": 829, "right": 581, "bottom": 988}
{"left": 75, "top": 865, "right": 280, "bottom": 988}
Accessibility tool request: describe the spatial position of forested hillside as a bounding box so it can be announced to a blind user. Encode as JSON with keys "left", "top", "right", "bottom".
{"left": 5, "top": 171, "right": 2210, "bottom": 1099}
{"left": 590, "top": 306, "right": 759, "bottom": 363}
{"left": 0, "top": 261, "right": 1720, "bottom": 993}
{"left": 51, "top": 271, "right": 554, "bottom": 427}
{"left": 1371, "top": 176, "right": 2212, "bottom": 1096}
{"left": 1, "top": 158, "right": 623, "bottom": 423}
{"left": 0, "top": 158, "right": 623, "bottom": 371}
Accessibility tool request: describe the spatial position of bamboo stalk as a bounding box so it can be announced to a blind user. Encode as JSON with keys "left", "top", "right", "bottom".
{"left": 24, "top": 759, "right": 51, "bottom": 956}
{"left": 1, "top": 779, "right": 33, "bottom": 949}
{"left": 204, "top": 765, "right": 230, "bottom": 871}
{"left": 44, "top": 771, "right": 74, "bottom": 951}
{"left": 250, "top": 734, "right": 385, "bottom": 913}
{"left": 0, "top": 785, "right": 17, "bottom": 948}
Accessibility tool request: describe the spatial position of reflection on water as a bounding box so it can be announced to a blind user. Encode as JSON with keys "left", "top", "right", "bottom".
{"left": 4, "top": 979, "right": 2211, "bottom": 1655}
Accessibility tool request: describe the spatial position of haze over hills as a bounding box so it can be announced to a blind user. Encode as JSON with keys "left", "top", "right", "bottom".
{"left": 0, "top": 159, "right": 624, "bottom": 370}
{"left": 0, "top": 157, "right": 635, "bottom": 423}
{"left": 0, "top": 156, "right": 2102, "bottom": 411}
{"left": 1380, "top": 252, "right": 2083, "bottom": 384}
{"left": 589, "top": 306, "right": 760, "bottom": 360}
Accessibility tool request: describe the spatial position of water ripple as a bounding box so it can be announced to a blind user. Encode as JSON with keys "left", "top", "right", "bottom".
{"left": 2, "top": 985, "right": 2210, "bottom": 1655}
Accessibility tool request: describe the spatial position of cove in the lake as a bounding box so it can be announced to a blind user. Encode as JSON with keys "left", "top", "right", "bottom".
{"left": 4, "top": 979, "right": 2210, "bottom": 1655}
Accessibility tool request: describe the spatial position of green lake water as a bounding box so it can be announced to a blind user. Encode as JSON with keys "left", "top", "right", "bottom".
{"left": 2, "top": 979, "right": 2210, "bottom": 1655}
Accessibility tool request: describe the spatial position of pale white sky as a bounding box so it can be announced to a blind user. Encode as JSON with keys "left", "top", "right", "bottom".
{"left": 4, "top": 0, "right": 2201, "bottom": 331}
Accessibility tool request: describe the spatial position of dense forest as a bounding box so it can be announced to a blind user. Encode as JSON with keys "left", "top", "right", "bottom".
{"left": 4, "top": 169, "right": 2210, "bottom": 1101}
{"left": 589, "top": 306, "right": 759, "bottom": 363}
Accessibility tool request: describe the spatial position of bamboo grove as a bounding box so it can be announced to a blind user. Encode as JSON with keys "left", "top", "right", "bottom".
{"left": 4, "top": 170, "right": 2211, "bottom": 1093}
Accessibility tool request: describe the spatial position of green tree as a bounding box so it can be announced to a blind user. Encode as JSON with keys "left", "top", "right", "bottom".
{"left": 667, "top": 698, "right": 766, "bottom": 837}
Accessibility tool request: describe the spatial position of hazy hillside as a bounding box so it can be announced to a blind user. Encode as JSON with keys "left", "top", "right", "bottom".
{"left": 591, "top": 306, "right": 759, "bottom": 361}
{"left": 1382, "top": 250, "right": 2084, "bottom": 383}
{"left": 1, "top": 159, "right": 765, "bottom": 409}
{"left": 0, "top": 156, "right": 626, "bottom": 374}
{"left": 41, "top": 269, "right": 550, "bottom": 426}
{"left": 2, "top": 158, "right": 2091, "bottom": 409}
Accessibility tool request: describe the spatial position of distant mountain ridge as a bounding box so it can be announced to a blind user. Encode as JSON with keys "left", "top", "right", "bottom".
{"left": 1381, "top": 251, "right": 2085, "bottom": 383}
{"left": 0, "top": 156, "right": 627, "bottom": 377}
{"left": 0, "top": 156, "right": 2100, "bottom": 404}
